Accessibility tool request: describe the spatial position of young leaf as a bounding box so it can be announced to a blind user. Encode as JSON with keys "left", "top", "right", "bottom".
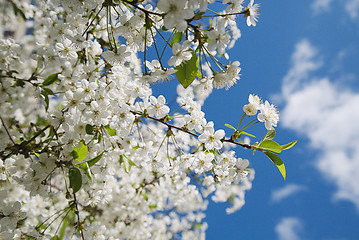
{"left": 43, "top": 73, "right": 60, "bottom": 86}
{"left": 69, "top": 168, "right": 82, "bottom": 193}
{"left": 264, "top": 152, "right": 286, "bottom": 180}
{"left": 171, "top": 32, "right": 183, "bottom": 45}
{"left": 10, "top": 2, "right": 26, "bottom": 21}
{"left": 128, "top": 159, "right": 136, "bottom": 166}
{"left": 58, "top": 217, "right": 67, "bottom": 240}
{"left": 258, "top": 140, "right": 282, "bottom": 153}
{"left": 41, "top": 90, "right": 50, "bottom": 111}
{"left": 281, "top": 140, "right": 297, "bottom": 150}
{"left": 86, "top": 152, "right": 104, "bottom": 167}
{"left": 72, "top": 140, "right": 88, "bottom": 161}
{"left": 104, "top": 125, "right": 116, "bottom": 136}
{"left": 240, "top": 131, "right": 256, "bottom": 138}
{"left": 263, "top": 129, "right": 276, "bottom": 141}
{"left": 77, "top": 162, "right": 93, "bottom": 182}
{"left": 225, "top": 123, "right": 236, "bottom": 130}
{"left": 175, "top": 50, "right": 199, "bottom": 88}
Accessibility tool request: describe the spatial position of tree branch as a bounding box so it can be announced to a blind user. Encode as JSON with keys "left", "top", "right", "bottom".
{"left": 130, "top": 111, "right": 252, "bottom": 150}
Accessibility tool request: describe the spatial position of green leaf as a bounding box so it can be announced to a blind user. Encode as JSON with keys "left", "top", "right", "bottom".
{"left": 42, "top": 87, "right": 55, "bottom": 95}
{"left": 104, "top": 125, "right": 116, "bottom": 136}
{"left": 10, "top": 2, "right": 26, "bottom": 21}
{"left": 128, "top": 159, "right": 136, "bottom": 166}
{"left": 175, "top": 50, "right": 199, "bottom": 88}
{"left": 41, "top": 90, "right": 50, "bottom": 111}
{"left": 263, "top": 129, "right": 276, "bottom": 141}
{"left": 77, "top": 162, "right": 93, "bottom": 182}
{"left": 72, "top": 140, "right": 88, "bottom": 161}
{"left": 50, "top": 236, "right": 59, "bottom": 240}
{"left": 193, "top": 11, "right": 205, "bottom": 20}
{"left": 149, "top": 204, "right": 157, "bottom": 212}
{"left": 225, "top": 123, "right": 236, "bottom": 130}
{"left": 171, "top": 32, "right": 183, "bottom": 45}
{"left": 258, "top": 140, "right": 282, "bottom": 153}
{"left": 86, "top": 152, "right": 104, "bottom": 167}
{"left": 132, "top": 145, "right": 140, "bottom": 150}
{"left": 69, "top": 168, "right": 82, "bottom": 193}
{"left": 281, "top": 140, "right": 297, "bottom": 150}
{"left": 58, "top": 217, "right": 67, "bottom": 240}
{"left": 43, "top": 73, "right": 60, "bottom": 86}
{"left": 240, "top": 131, "right": 256, "bottom": 138}
{"left": 264, "top": 152, "right": 286, "bottom": 180}
{"left": 85, "top": 124, "right": 94, "bottom": 135}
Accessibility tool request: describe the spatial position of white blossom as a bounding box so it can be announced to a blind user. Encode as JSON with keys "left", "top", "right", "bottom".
{"left": 258, "top": 100, "right": 280, "bottom": 130}
{"left": 147, "top": 95, "right": 170, "bottom": 119}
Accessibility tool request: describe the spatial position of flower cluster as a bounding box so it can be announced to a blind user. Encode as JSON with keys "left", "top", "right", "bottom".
{"left": 0, "top": 0, "right": 292, "bottom": 239}
{"left": 243, "top": 94, "right": 279, "bottom": 130}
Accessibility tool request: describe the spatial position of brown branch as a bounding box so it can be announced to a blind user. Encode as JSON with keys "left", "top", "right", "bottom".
{"left": 1, "top": 124, "right": 51, "bottom": 161}
{"left": 119, "top": 0, "right": 162, "bottom": 16}
{"left": 130, "top": 110, "right": 253, "bottom": 150}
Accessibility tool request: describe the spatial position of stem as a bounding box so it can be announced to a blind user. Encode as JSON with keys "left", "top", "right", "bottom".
{"left": 73, "top": 193, "right": 85, "bottom": 240}
{"left": 202, "top": 10, "right": 246, "bottom": 18}
{"left": 0, "top": 115, "right": 16, "bottom": 145}
{"left": 130, "top": 110, "right": 252, "bottom": 150}
{"left": 238, "top": 120, "right": 260, "bottom": 133}
{"left": 120, "top": 0, "right": 162, "bottom": 16}
{"left": 236, "top": 113, "right": 246, "bottom": 131}
{"left": 82, "top": 5, "right": 104, "bottom": 37}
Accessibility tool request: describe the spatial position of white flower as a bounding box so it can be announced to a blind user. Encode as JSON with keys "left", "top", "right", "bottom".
{"left": 245, "top": 0, "right": 260, "bottom": 27}
{"left": 243, "top": 94, "right": 261, "bottom": 116}
{"left": 243, "top": 104, "right": 257, "bottom": 116}
{"left": 198, "top": 122, "right": 225, "bottom": 150}
{"left": 55, "top": 37, "right": 79, "bottom": 59}
{"left": 257, "top": 100, "right": 279, "bottom": 130}
{"left": 192, "top": 151, "right": 214, "bottom": 174}
{"left": 145, "top": 60, "right": 176, "bottom": 82}
{"left": 212, "top": 61, "right": 241, "bottom": 90}
{"left": 147, "top": 95, "right": 170, "bottom": 119}
{"left": 212, "top": 72, "right": 228, "bottom": 89}
{"left": 225, "top": 61, "right": 241, "bottom": 88}
{"left": 102, "top": 46, "right": 131, "bottom": 65}
{"left": 0, "top": 201, "right": 26, "bottom": 231}
{"left": 168, "top": 40, "right": 192, "bottom": 67}
{"left": 157, "top": 0, "right": 194, "bottom": 31}
{"left": 207, "top": 18, "right": 230, "bottom": 55}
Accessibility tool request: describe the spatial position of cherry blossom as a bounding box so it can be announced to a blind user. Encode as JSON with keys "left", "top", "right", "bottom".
{"left": 0, "top": 0, "right": 295, "bottom": 239}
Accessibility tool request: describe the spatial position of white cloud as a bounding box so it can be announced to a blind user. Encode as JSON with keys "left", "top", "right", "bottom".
{"left": 282, "top": 39, "right": 322, "bottom": 99}
{"left": 270, "top": 184, "right": 307, "bottom": 203}
{"left": 311, "top": 0, "right": 359, "bottom": 19}
{"left": 311, "top": 0, "right": 332, "bottom": 15}
{"left": 281, "top": 39, "right": 359, "bottom": 210}
{"left": 275, "top": 217, "right": 303, "bottom": 240}
{"left": 345, "top": 0, "right": 359, "bottom": 19}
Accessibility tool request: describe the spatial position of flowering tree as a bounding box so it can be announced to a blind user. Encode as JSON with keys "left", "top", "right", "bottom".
{"left": 0, "top": 0, "right": 296, "bottom": 239}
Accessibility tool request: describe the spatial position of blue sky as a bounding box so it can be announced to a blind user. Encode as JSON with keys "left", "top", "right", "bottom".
{"left": 154, "top": 0, "right": 359, "bottom": 239}
{"left": 203, "top": 0, "right": 359, "bottom": 239}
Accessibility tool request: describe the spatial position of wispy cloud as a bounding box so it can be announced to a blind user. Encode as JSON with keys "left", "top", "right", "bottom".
{"left": 345, "top": 0, "right": 359, "bottom": 19}
{"left": 311, "top": 0, "right": 359, "bottom": 19}
{"left": 270, "top": 184, "right": 307, "bottom": 203}
{"left": 311, "top": 0, "right": 332, "bottom": 15}
{"left": 281, "top": 39, "right": 322, "bottom": 99}
{"left": 275, "top": 217, "right": 303, "bottom": 240}
{"left": 280, "top": 39, "right": 359, "bottom": 210}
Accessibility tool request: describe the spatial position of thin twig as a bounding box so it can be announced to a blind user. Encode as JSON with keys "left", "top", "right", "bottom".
{"left": 0, "top": 115, "right": 16, "bottom": 145}
{"left": 130, "top": 111, "right": 252, "bottom": 149}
